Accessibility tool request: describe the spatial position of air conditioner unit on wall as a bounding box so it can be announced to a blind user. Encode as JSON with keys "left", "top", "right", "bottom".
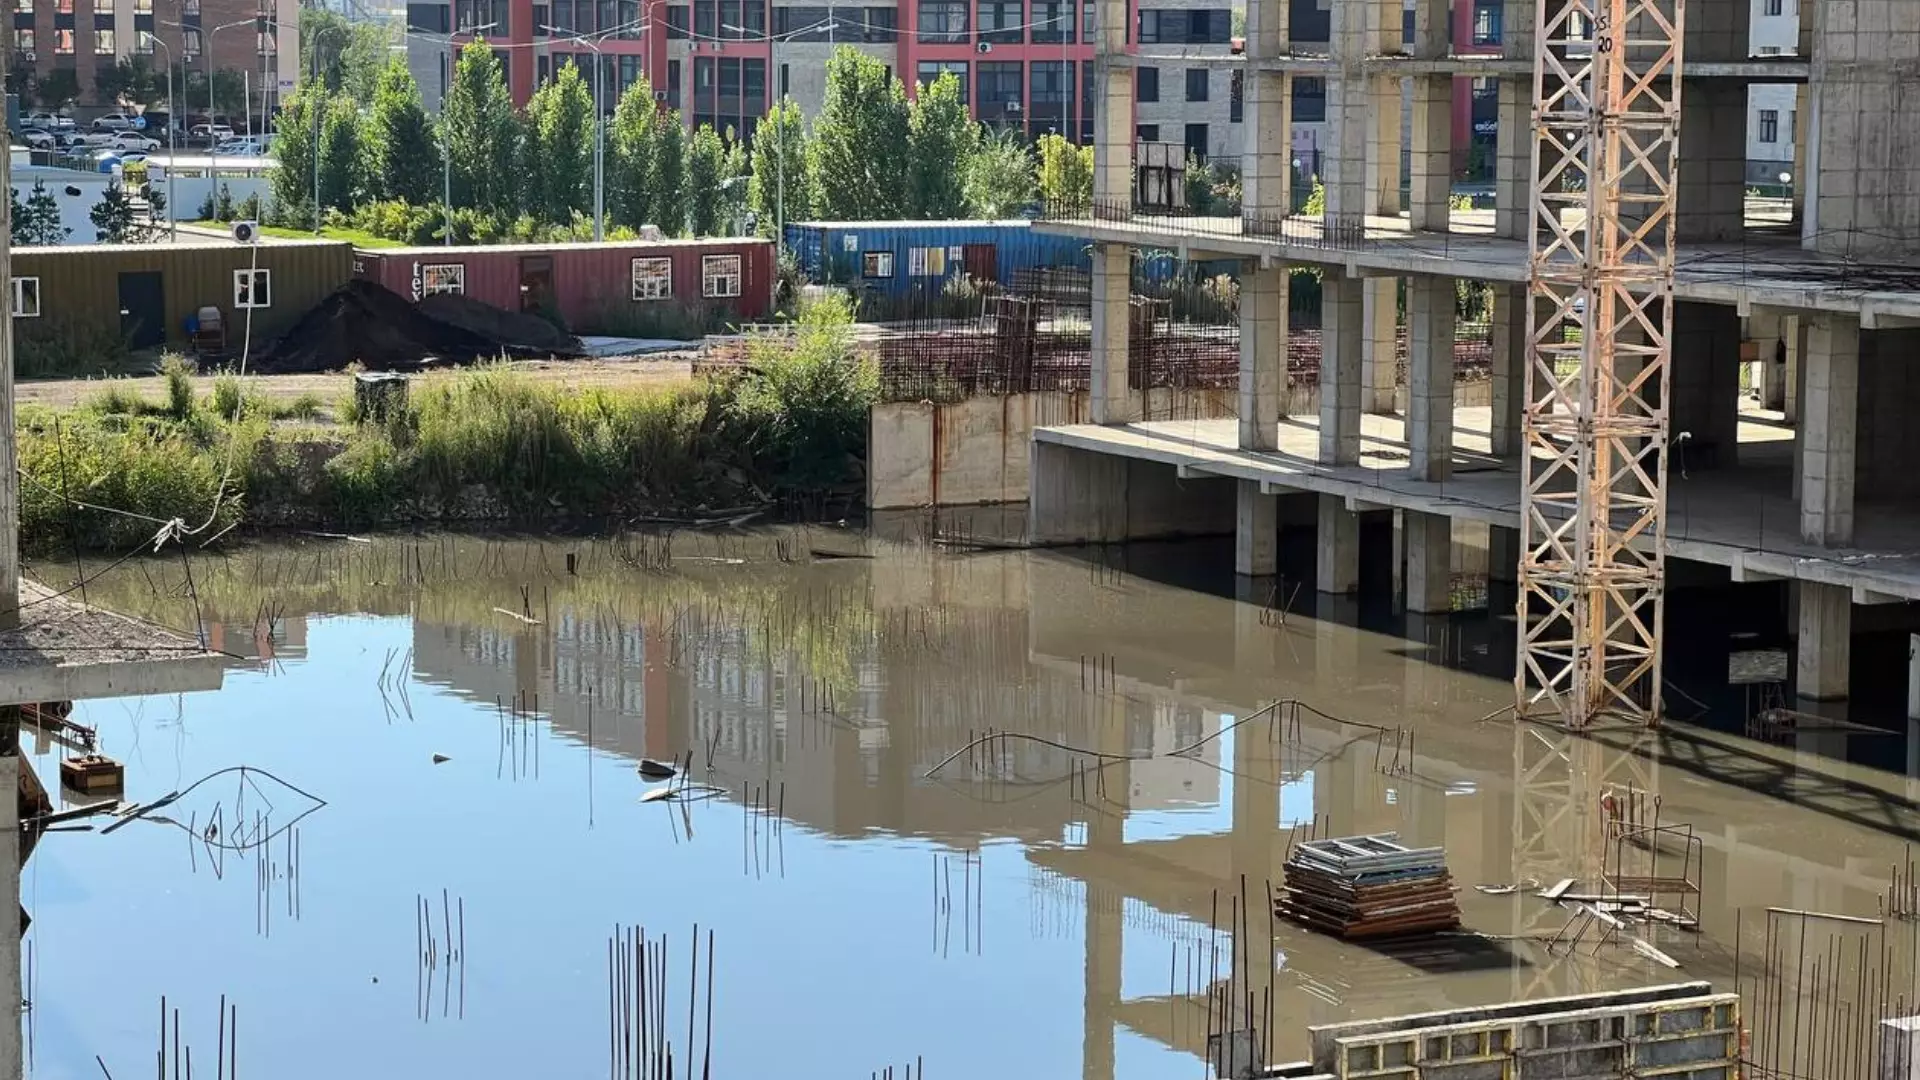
{"left": 976, "top": 40, "right": 991, "bottom": 53}
{"left": 232, "top": 220, "right": 259, "bottom": 244}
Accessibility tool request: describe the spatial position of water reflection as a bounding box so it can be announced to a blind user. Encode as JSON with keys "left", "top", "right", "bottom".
{"left": 18, "top": 532, "right": 1920, "bottom": 1078}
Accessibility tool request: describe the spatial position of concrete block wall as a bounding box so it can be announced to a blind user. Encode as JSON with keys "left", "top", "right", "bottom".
{"left": 1808, "top": 0, "right": 1920, "bottom": 256}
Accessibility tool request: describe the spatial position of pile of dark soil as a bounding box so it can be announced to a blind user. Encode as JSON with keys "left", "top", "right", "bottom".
{"left": 418, "top": 293, "right": 583, "bottom": 357}
{"left": 253, "top": 280, "right": 570, "bottom": 374}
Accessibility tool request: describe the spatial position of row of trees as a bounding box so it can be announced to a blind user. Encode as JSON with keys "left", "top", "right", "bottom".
{"left": 263, "top": 42, "right": 1097, "bottom": 243}
{"left": 10, "top": 180, "right": 162, "bottom": 245}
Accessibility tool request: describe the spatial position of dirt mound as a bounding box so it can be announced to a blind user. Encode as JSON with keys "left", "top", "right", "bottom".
{"left": 418, "top": 293, "right": 583, "bottom": 357}
{"left": 253, "top": 279, "right": 559, "bottom": 374}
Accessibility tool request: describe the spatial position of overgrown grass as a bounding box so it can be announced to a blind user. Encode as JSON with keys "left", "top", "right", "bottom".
{"left": 20, "top": 297, "right": 878, "bottom": 550}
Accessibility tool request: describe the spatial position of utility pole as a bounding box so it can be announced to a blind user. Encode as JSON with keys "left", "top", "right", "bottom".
{"left": 1516, "top": 0, "right": 1685, "bottom": 727}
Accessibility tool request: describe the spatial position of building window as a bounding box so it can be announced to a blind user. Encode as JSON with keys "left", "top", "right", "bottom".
{"left": 1185, "top": 68, "right": 1207, "bottom": 102}
{"left": 234, "top": 269, "right": 272, "bottom": 309}
{"left": 1758, "top": 108, "right": 1778, "bottom": 143}
{"left": 54, "top": 28, "right": 74, "bottom": 53}
{"left": 1471, "top": 0, "right": 1501, "bottom": 45}
{"left": 258, "top": 30, "right": 276, "bottom": 54}
{"left": 1184, "top": 122, "right": 1208, "bottom": 163}
{"left": 11, "top": 0, "right": 26, "bottom": 13}
{"left": 977, "top": 61, "right": 1021, "bottom": 122}
{"left": 1763, "top": 0, "right": 1781, "bottom": 13}
{"left": 11, "top": 278, "right": 41, "bottom": 319}
{"left": 1292, "top": 75, "right": 1325, "bottom": 122}
{"left": 632, "top": 257, "right": 671, "bottom": 300}
{"left": 134, "top": 29, "right": 153, "bottom": 52}
{"left": 93, "top": 28, "right": 113, "bottom": 53}
{"left": 916, "top": 60, "right": 968, "bottom": 101}
{"left": 977, "top": 0, "right": 1021, "bottom": 43}
{"left": 1229, "top": 68, "right": 1241, "bottom": 122}
{"left": 183, "top": 0, "right": 197, "bottom": 11}
{"left": 1136, "top": 65, "right": 1158, "bottom": 103}
{"left": 916, "top": 0, "right": 966, "bottom": 41}
{"left": 421, "top": 263, "right": 465, "bottom": 295}
{"left": 92, "top": 0, "right": 110, "bottom": 13}
{"left": 701, "top": 254, "right": 741, "bottom": 297}
{"left": 1031, "top": 0, "right": 1071, "bottom": 42}
{"left": 1136, "top": 123, "right": 1160, "bottom": 142}
{"left": 14, "top": 28, "right": 30, "bottom": 50}
{"left": 183, "top": 26, "right": 201, "bottom": 54}
{"left": 861, "top": 251, "right": 893, "bottom": 278}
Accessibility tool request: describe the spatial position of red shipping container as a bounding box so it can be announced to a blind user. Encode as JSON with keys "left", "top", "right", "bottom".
{"left": 350, "top": 238, "right": 774, "bottom": 335}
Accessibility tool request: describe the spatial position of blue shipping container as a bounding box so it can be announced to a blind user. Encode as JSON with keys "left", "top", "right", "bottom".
{"left": 782, "top": 220, "right": 1092, "bottom": 296}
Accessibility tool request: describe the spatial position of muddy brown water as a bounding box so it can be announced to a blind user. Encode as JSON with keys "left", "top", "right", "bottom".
{"left": 25, "top": 529, "right": 1920, "bottom": 1078}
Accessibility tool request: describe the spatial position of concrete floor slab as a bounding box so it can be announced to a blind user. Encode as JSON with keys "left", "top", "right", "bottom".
{"left": 1036, "top": 212, "right": 1920, "bottom": 323}
{"left": 0, "top": 580, "right": 228, "bottom": 705}
{"left": 1034, "top": 406, "right": 1920, "bottom": 599}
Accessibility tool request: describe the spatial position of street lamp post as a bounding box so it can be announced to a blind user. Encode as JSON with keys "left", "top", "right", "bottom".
{"left": 722, "top": 22, "right": 782, "bottom": 253}
{"left": 141, "top": 32, "right": 178, "bottom": 240}
{"left": 539, "top": 26, "right": 606, "bottom": 242}
{"left": 309, "top": 24, "right": 349, "bottom": 233}
{"left": 205, "top": 18, "right": 257, "bottom": 221}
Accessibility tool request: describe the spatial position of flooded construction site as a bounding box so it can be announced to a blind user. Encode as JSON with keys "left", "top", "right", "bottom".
{"left": 21, "top": 528, "right": 1920, "bottom": 1078}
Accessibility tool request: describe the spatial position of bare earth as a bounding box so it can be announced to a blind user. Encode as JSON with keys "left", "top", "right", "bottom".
{"left": 17, "top": 353, "right": 699, "bottom": 410}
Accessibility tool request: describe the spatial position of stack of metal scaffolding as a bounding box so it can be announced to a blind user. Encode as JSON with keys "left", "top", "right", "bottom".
{"left": 1277, "top": 834, "right": 1460, "bottom": 940}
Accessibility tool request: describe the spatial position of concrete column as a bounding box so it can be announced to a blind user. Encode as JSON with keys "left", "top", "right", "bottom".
{"left": 1240, "top": 263, "right": 1289, "bottom": 446}
{"left": 1489, "top": 523, "right": 1520, "bottom": 582}
{"left": 1784, "top": 314, "right": 1803, "bottom": 423}
{"left": 1877, "top": 1017, "right": 1920, "bottom": 1080}
{"left": 1320, "top": 271, "right": 1364, "bottom": 466}
{"left": 1493, "top": 78, "right": 1531, "bottom": 239}
{"left": 1316, "top": 493, "right": 1360, "bottom": 593}
{"left": 1367, "top": 77, "right": 1404, "bottom": 217}
{"left": 1408, "top": 274, "right": 1456, "bottom": 481}
{"left": 1409, "top": 75, "right": 1453, "bottom": 232}
{"left": 1800, "top": 312, "right": 1859, "bottom": 547}
{"left": 1501, "top": 0, "right": 1534, "bottom": 60}
{"left": 1325, "top": 0, "right": 1370, "bottom": 226}
{"left": 1360, "top": 277, "right": 1398, "bottom": 414}
{"left": 1241, "top": 72, "right": 1293, "bottom": 219}
{"left": 1412, "top": 0, "right": 1449, "bottom": 58}
{"left": 1753, "top": 309, "right": 1788, "bottom": 411}
{"left": 1791, "top": 83, "right": 1808, "bottom": 226}
{"left": 1405, "top": 510, "right": 1452, "bottom": 613}
{"left": 1489, "top": 283, "right": 1526, "bottom": 458}
{"left": 1029, "top": 441, "right": 1128, "bottom": 543}
{"left": 1682, "top": 0, "right": 1750, "bottom": 64}
{"left": 1091, "top": 0, "right": 1132, "bottom": 205}
{"left": 1236, "top": 480, "right": 1279, "bottom": 576}
{"left": 1676, "top": 82, "right": 1747, "bottom": 242}
{"left": 1090, "top": 244, "right": 1137, "bottom": 425}
{"left": 1796, "top": 581, "right": 1851, "bottom": 701}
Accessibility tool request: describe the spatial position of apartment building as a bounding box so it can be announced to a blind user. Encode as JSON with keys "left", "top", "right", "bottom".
{"left": 9, "top": 0, "right": 297, "bottom": 116}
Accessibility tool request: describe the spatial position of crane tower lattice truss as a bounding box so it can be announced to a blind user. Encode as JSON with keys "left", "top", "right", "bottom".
{"left": 1516, "top": 0, "right": 1684, "bottom": 728}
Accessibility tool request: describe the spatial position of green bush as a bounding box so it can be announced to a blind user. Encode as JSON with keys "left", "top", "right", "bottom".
{"left": 162, "top": 354, "right": 196, "bottom": 419}
{"left": 15, "top": 408, "right": 248, "bottom": 551}
{"left": 725, "top": 293, "right": 877, "bottom": 492}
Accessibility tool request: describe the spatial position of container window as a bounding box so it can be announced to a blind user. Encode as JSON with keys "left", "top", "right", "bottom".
{"left": 10, "top": 278, "right": 40, "bottom": 319}
{"left": 862, "top": 251, "right": 893, "bottom": 279}
{"left": 234, "top": 269, "right": 272, "bottom": 309}
{"left": 701, "top": 255, "right": 742, "bottom": 298}
{"left": 421, "top": 263, "right": 465, "bottom": 296}
{"left": 632, "top": 257, "right": 672, "bottom": 300}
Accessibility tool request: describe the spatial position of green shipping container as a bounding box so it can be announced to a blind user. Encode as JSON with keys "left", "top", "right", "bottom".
{"left": 9, "top": 239, "right": 354, "bottom": 351}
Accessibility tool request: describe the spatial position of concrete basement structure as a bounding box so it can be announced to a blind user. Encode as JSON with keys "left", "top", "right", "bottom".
{"left": 1031, "top": 0, "right": 1920, "bottom": 708}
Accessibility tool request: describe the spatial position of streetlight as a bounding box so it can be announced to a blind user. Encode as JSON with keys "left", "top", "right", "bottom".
{"left": 309, "top": 23, "right": 350, "bottom": 233}
{"left": 538, "top": 25, "right": 607, "bottom": 242}
{"left": 439, "top": 23, "right": 497, "bottom": 246}
{"left": 723, "top": 21, "right": 786, "bottom": 253}
{"left": 167, "top": 17, "right": 256, "bottom": 219}
{"left": 139, "top": 30, "right": 178, "bottom": 240}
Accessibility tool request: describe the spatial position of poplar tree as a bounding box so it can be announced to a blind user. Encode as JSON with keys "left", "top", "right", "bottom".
{"left": 810, "top": 47, "right": 909, "bottom": 220}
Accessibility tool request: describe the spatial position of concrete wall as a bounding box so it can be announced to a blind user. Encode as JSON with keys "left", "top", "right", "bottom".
{"left": 869, "top": 388, "right": 1237, "bottom": 509}
{"left": 1808, "top": 0, "right": 1920, "bottom": 256}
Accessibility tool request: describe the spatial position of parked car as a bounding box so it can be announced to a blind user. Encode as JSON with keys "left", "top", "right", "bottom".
{"left": 214, "top": 137, "right": 268, "bottom": 156}
{"left": 108, "top": 132, "right": 161, "bottom": 152}
{"left": 92, "top": 112, "right": 139, "bottom": 132}
{"left": 189, "top": 123, "right": 235, "bottom": 145}
{"left": 16, "top": 129, "right": 55, "bottom": 149}
{"left": 20, "top": 111, "right": 58, "bottom": 129}
{"left": 65, "top": 131, "right": 115, "bottom": 149}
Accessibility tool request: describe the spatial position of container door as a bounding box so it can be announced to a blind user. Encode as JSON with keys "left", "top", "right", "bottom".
{"left": 117, "top": 271, "right": 166, "bottom": 350}
{"left": 519, "top": 255, "right": 555, "bottom": 315}
{"left": 962, "top": 244, "right": 997, "bottom": 285}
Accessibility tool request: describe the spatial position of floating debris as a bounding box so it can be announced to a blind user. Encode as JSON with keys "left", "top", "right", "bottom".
{"left": 59, "top": 753, "right": 125, "bottom": 795}
{"left": 640, "top": 787, "right": 677, "bottom": 803}
{"left": 432, "top": 754, "right": 452, "bottom": 765}
{"left": 637, "top": 759, "right": 676, "bottom": 780}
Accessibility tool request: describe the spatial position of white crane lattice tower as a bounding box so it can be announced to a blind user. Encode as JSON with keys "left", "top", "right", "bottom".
{"left": 1517, "top": 0, "right": 1684, "bottom": 728}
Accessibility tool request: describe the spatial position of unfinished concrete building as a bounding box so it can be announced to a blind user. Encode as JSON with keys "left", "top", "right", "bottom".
{"left": 1030, "top": 0, "right": 1920, "bottom": 711}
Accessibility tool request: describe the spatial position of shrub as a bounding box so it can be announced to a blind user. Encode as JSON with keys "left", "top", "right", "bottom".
{"left": 15, "top": 409, "right": 246, "bottom": 552}
{"left": 725, "top": 293, "right": 877, "bottom": 492}
{"left": 162, "top": 354, "right": 195, "bottom": 419}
